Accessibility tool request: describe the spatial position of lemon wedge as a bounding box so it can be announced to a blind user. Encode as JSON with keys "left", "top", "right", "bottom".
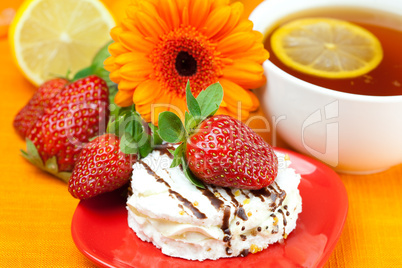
{"left": 9, "top": 0, "right": 115, "bottom": 86}
{"left": 270, "top": 18, "right": 383, "bottom": 79}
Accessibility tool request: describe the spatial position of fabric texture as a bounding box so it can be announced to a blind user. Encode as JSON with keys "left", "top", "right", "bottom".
{"left": 0, "top": 1, "right": 401, "bottom": 267}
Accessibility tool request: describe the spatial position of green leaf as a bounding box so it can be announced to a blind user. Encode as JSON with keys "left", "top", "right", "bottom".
{"left": 22, "top": 139, "right": 44, "bottom": 168}
{"left": 72, "top": 40, "right": 115, "bottom": 86}
{"left": 158, "top": 111, "right": 187, "bottom": 143}
{"left": 21, "top": 139, "right": 71, "bottom": 183}
{"left": 72, "top": 66, "right": 96, "bottom": 81}
{"left": 184, "top": 111, "right": 196, "bottom": 133}
{"left": 181, "top": 156, "right": 205, "bottom": 189}
{"left": 169, "top": 143, "right": 184, "bottom": 168}
{"left": 149, "top": 123, "right": 163, "bottom": 146}
{"left": 120, "top": 133, "right": 139, "bottom": 155}
{"left": 196, "top": 82, "right": 224, "bottom": 118}
{"left": 92, "top": 40, "right": 113, "bottom": 68}
{"left": 185, "top": 80, "right": 201, "bottom": 121}
{"left": 138, "top": 132, "right": 153, "bottom": 158}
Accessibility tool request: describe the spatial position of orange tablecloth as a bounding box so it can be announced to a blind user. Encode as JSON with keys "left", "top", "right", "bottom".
{"left": 1, "top": 1, "right": 402, "bottom": 267}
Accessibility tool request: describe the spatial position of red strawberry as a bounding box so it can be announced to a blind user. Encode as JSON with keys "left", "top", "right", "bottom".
{"left": 13, "top": 78, "right": 69, "bottom": 138}
{"left": 157, "top": 81, "right": 278, "bottom": 190}
{"left": 185, "top": 115, "right": 278, "bottom": 190}
{"left": 68, "top": 134, "right": 135, "bottom": 199}
{"left": 23, "top": 75, "right": 109, "bottom": 180}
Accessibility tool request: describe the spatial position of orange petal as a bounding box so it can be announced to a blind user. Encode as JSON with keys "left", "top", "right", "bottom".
{"left": 229, "top": 20, "right": 253, "bottom": 34}
{"left": 158, "top": 0, "right": 180, "bottom": 30}
{"left": 181, "top": 5, "right": 189, "bottom": 26}
{"left": 175, "top": 0, "right": 188, "bottom": 13}
{"left": 222, "top": 60, "right": 266, "bottom": 89}
{"left": 168, "top": 95, "right": 187, "bottom": 121}
{"left": 141, "top": 112, "right": 152, "bottom": 123}
{"left": 203, "top": 6, "right": 231, "bottom": 38}
{"left": 119, "top": 31, "right": 154, "bottom": 53}
{"left": 115, "top": 90, "right": 134, "bottom": 107}
{"left": 104, "top": 57, "right": 118, "bottom": 72}
{"left": 230, "top": 43, "right": 269, "bottom": 64}
{"left": 133, "top": 10, "right": 169, "bottom": 37}
{"left": 121, "top": 17, "right": 141, "bottom": 33}
{"left": 214, "top": 2, "right": 244, "bottom": 41}
{"left": 217, "top": 32, "right": 255, "bottom": 55}
{"left": 211, "top": 0, "right": 230, "bottom": 9}
{"left": 133, "top": 80, "right": 162, "bottom": 105}
{"left": 225, "top": 101, "right": 250, "bottom": 121}
{"left": 215, "top": 106, "right": 231, "bottom": 117}
{"left": 219, "top": 79, "right": 253, "bottom": 110}
{"left": 104, "top": 56, "right": 116, "bottom": 67}
{"left": 136, "top": 102, "right": 152, "bottom": 116}
{"left": 108, "top": 42, "right": 129, "bottom": 57}
{"left": 115, "top": 52, "right": 148, "bottom": 66}
{"left": 110, "top": 26, "right": 124, "bottom": 41}
{"left": 119, "top": 62, "right": 153, "bottom": 81}
{"left": 246, "top": 90, "right": 260, "bottom": 111}
{"left": 150, "top": 92, "right": 173, "bottom": 125}
{"left": 109, "top": 70, "right": 122, "bottom": 83}
{"left": 252, "top": 30, "right": 264, "bottom": 43}
{"left": 189, "top": 0, "right": 212, "bottom": 28}
{"left": 118, "top": 79, "right": 141, "bottom": 91}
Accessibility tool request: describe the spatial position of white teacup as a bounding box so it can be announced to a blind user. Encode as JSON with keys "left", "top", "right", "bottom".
{"left": 250, "top": 0, "right": 402, "bottom": 174}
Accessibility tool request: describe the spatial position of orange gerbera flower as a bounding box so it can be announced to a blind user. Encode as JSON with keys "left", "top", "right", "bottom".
{"left": 105, "top": 0, "right": 268, "bottom": 124}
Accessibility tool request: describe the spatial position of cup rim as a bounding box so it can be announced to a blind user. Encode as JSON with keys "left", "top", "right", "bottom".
{"left": 251, "top": 0, "right": 402, "bottom": 104}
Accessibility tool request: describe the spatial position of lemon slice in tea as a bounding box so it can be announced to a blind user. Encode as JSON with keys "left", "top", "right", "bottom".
{"left": 9, "top": 0, "right": 115, "bottom": 86}
{"left": 270, "top": 18, "right": 383, "bottom": 79}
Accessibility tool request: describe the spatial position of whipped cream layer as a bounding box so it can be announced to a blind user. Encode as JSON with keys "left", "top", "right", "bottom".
{"left": 127, "top": 146, "right": 302, "bottom": 261}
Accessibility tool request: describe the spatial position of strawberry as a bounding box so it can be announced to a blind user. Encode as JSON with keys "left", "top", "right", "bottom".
{"left": 13, "top": 78, "right": 69, "bottom": 138}
{"left": 157, "top": 81, "right": 278, "bottom": 190}
{"left": 22, "top": 75, "right": 109, "bottom": 181}
{"left": 185, "top": 115, "right": 278, "bottom": 189}
{"left": 68, "top": 134, "right": 135, "bottom": 199}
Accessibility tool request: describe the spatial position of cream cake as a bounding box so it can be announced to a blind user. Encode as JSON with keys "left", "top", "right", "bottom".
{"left": 126, "top": 145, "right": 302, "bottom": 260}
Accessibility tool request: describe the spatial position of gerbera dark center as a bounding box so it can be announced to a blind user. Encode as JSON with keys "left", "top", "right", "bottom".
{"left": 152, "top": 26, "right": 223, "bottom": 97}
{"left": 175, "top": 51, "right": 197, "bottom": 76}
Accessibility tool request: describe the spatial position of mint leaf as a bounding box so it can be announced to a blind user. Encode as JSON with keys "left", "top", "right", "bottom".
{"left": 181, "top": 156, "right": 205, "bottom": 189}
{"left": 197, "top": 82, "right": 224, "bottom": 118}
{"left": 158, "top": 111, "right": 187, "bottom": 143}
{"left": 92, "top": 40, "right": 113, "bottom": 68}
{"left": 120, "top": 132, "right": 139, "bottom": 154}
{"left": 138, "top": 132, "right": 153, "bottom": 158}
{"left": 73, "top": 66, "right": 96, "bottom": 81}
{"left": 185, "top": 80, "right": 201, "bottom": 121}
{"left": 21, "top": 139, "right": 71, "bottom": 183}
{"left": 149, "top": 123, "right": 163, "bottom": 146}
{"left": 169, "top": 143, "right": 184, "bottom": 168}
{"left": 184, "top": 111, "right": 196, "bottom": 133}
{"left": 72, "top": 40, "right": 114, "bottom": 87}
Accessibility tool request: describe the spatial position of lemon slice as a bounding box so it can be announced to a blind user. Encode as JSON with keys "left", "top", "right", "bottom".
{"left": 9, "top": 0, "right": 115, "bottom": 86}
{"left": 270, "top": 18, "right": 383, "bottom": 79}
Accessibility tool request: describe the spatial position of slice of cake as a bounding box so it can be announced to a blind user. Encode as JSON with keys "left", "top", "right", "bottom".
{"left": 126, "top": 146, "right": 302, "bottom": 261}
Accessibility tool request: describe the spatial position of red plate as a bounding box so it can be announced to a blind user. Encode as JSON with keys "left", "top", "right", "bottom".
{"left": 71, "top": 148, "right": 348, "bottom": 268}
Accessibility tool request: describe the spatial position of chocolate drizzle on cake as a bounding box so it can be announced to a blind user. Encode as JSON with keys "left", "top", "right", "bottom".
{"left": 201, "top": 187, "right": 224, "bottom": 209}
{"left": 139, "top": 159, "right": 206, "bottom": 219}
{"left": 250, "top": 187, "right": 271, "bottom": 202}
{"left": 278, "top": 209, "right": 287, "bottom": 226}
{"left": 221, "top": 206, "right": 232, "bottom": 236}
{"left": 139, "top": 160, "right": 170, "bottom": 188}
{"left": 239, "top": 249, "right": 249, "bottom": 257}
{"left": 137, "top": 151, "right": 293, "bottom": 257}
{"left": 155, "top": 144, "right": 175, "bottom": 159}
{"left": 235, "top": 207, "right": 248, "bottom": 221}
{"left": 169, "top": 189, "right": 207, "bottom": 219}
